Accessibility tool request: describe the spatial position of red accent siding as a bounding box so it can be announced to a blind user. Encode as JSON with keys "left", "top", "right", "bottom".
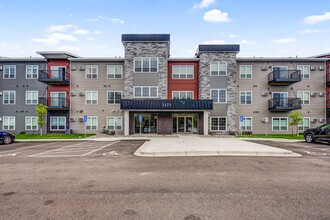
{"left": 46, "top": 60, "right": 70, "bottom": 97}
{"left": 168, "top": 61, "right": 199, "bottom": 100}
{"left": 327, "top": 61, "right": 330, "bottom": 108}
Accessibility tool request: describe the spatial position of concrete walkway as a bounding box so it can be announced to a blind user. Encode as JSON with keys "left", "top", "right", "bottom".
{"left": 134, "top": 135, "right": 301, "bottom": 157}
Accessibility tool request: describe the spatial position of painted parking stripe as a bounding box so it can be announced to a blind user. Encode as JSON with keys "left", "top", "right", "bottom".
{"left": 82, "top": 141, "right": 119, "bottom": 156}
{"left": 28, "top": 142, "right": 89, "bottom": 157}
{"left": 0, "top": 142, "right": 60, "bottom": 154}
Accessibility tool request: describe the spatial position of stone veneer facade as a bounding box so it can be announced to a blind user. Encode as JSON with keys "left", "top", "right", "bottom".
{"left": 122, "top": 42, "right": 169, "bottom": 99}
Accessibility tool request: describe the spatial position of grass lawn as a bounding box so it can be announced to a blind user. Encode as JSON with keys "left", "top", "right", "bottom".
{"left": 238, "top": 134, "right": 304, "bottom": 140}
{"left": 15, "top": 133, "right": 96, "bottom": 139}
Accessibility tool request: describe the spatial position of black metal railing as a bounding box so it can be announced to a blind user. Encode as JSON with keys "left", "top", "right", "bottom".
{"left": 327, "top": 99, "right": 330, "bottom": 109}
{"left": 38, "top": 70, "right": 70, "bottom": 84}
{"left": 39, "top": 97, "right": 70, "bottom": 109}
{"left": 268, "top": 70, "right": 301, "bottom": 85}
{"left": 327, "top": 73, "right": 330, "bottom": 85}
{"left": 268, "top": 98, "right": 301, "bottom": 112}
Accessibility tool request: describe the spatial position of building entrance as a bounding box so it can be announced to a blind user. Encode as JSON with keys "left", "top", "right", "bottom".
{"left": 173, "top": 113, "right": 198, "bottom": 133}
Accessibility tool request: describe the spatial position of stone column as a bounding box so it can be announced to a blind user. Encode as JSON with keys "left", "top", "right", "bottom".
{"left": 203, "top": 110, "right": 209, "bottom": 135}
{"left": 124, "top": 110, "right": 129, "bottom": 136}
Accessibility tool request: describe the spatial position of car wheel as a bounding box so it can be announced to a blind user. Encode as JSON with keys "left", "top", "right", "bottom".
{"left": 3, "top": 135, "right": 12, "bottom": 144}
{"left": 304, "top": 133, "right": 315, "bottom": 143}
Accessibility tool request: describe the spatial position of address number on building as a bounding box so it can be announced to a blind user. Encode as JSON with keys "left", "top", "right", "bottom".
{"left": 162, "top": 103, "right": 172, "bottom": 108}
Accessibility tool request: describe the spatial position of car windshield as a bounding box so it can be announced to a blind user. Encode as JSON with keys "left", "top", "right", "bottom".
{"left": 319, "top": 124, "right": 330, "bottom": 129}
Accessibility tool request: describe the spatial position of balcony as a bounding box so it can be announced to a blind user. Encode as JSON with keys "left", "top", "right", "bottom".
{"left": 327, "top": 73, "right": 330, "bottom": 86}
{"left": 39, "top": 97, "right": 70, "bottom": 110}
{"left": 38, "top": 70, "right": 70, "bottom": 85}
{"left": 268, "top": 70, "right": 301, "bottom": 86}
{"left": 327, "top": 100, "right": 330, "bottom": 110}
{"left": 268, "top": 98, "right": 301, "bottom": 112}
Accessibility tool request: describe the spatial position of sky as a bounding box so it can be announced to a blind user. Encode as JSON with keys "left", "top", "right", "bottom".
{"left": 0, "top": 0, "right": 330, "bottom": 58}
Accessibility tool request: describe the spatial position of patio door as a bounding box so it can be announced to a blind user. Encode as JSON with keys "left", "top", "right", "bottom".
{"left": 50, "top": 66, "right": 65, "bottom": 79}
{"left": 50, "top": 92, "right": 66, "bottom": 106}
{"left": 272, "top": 92, "right": 288, "bottom": 107}
{"left": 272, "top": 66, "right": 288, "bottom": 79}
{"left": 177, "top": 116, "right": 193, "bottom": 133}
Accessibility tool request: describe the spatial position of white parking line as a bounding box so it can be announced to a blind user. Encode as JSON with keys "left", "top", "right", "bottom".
{"left": 0, "top": 142, "right": 60, "bottom": 154}
{"left": 82, "top": 141, "right": 119, "bottom": 156}
{"left": 28, "top": 142, "right": 89, "bottom": 157}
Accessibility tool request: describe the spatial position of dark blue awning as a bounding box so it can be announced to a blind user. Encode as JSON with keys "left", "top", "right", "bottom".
{"left": 120, "top": 99, "right": 213, "bottom": 110}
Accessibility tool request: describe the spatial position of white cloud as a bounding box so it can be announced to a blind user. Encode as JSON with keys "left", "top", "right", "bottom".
{"left": 273, "top": 37, "right": 297, "bottom": 44}
{"left": 85, "top": 37, "right": 96, "bottom": 41}
{"left": 303, "top": 12, "right": 330, "bottom": 24}
{"left": 73, "top": 28, "right": 90, "bottom": 35}
{"left": 0, "top": 42, "right": 16, "bottom": 48}
{"left": 203, "top": 9, "right": 230, "bottom": 22}
{"left": 111, "top": 18, "right": 124, "bottom": 24}
{"left": 229, "top": 34, "right": 239, "bottom": 38}
{"left": 238, "top": 40, "right": 256, "bottom": 45}
{"left": 193, "top": 0, "right": 215, "bottom": 9}
{"left": 202, "top": 39, "right": 226, "bottom": 44}
{"left": 45, "top": 24, "right": 74, "bottom": 33}
{"left": 87, "top": 15, "right": 124, "bottom": 24}
{"left": 30, "top": 33, "right": 77, "bottom": 45}
{"left": 55, "top": 45, "right": 80, "bottom": 52}
{"left": 94, "top": 30, "right": 101, "bottom": 35}
{"left": 299, "top": 29, "right": 320, "bottom": 34}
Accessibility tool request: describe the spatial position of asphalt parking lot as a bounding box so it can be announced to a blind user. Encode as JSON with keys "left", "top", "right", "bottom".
{"left": 0, "top": 140, "right": 329, "bottom": 219}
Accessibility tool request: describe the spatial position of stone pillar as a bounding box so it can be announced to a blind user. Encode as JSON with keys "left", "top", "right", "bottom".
{"left": 203, "top": 111, "right": 209, "bottom": 135}
{"left": 124, "top": 110, "right": 129, "bottom": 136}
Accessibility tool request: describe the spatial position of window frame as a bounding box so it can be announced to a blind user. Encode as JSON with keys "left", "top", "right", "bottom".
{"left": 3, "top": 90, "right": 16, "bottom": 105}
{"left": 297, "top": 65, "right": 310, "bottom": 79}
{"left": 210, "top": 116, "right": 227, "bottom": 131}
{"left": 85, "top": 91, "right": 98, "bottom": 105}
{"left": 134, "top": 57, "right": 158, "bottom": 73}
{"left": 298, "top": 117, "right": 310, "bottom": 132}
{"left": 26, "top": 65, "right": 39, "bottom": 79}
{"left": 25, "top": 90, "right": 39, "bottom": 105}
{"left": 239, "top": 65, "right": 253, "bottom": 79}
{"left": 133, "top": 86, "right": 158, "bottom": 98}
{"left": 107, "top": 116, "right": 123, "bottom": 130}
{"left": 172, "top": 65, "right": 194, "bottom": 79}
{"left": 25, "top": 116, "right": 38, "bottom": 130}
{"left": 272, "top": 117, "right": 288, "bottom": 131}
{"left": 239, "top": 117, "right": 253, "bottom": 131}
{"left": 210, "top": 89, "right": 227, "bottom": 103}
{"left": 107, "top": 91, "right": 122, "bottom": 105}
{"left": 239, "top": 91, "right": 252, "bottom": 105}
{"left": 85, "top": 65, "right": 99, "bottom": 79}
{"left": 210, "top": 61, "right": 227, "bottom": 76}
{"left": 50, "top": 116, "right": 66, "bottom": 131}
{"left": 107, "top": 65, "right": 123, "bottom": 79}
{"left": 2, "top": 116, "right": 15, "bottom": 130}
{"left": 3, "top": 65, "right": 16, "bottom": 79}
{"left": 86, "top": 116, "right": 98, "bottom": 130}
{"left": 297, "top": 91, "right": 310, "bottom": 105}
{"left": 172, "top": 91, "right": 194, "bottom": 100}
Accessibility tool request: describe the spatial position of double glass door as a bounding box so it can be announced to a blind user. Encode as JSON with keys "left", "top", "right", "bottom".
{"left": 177, "top": 116, "right": 193, "bottom": 133}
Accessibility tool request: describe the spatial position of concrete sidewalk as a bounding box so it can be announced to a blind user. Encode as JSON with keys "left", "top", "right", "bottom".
{"left": 134, "top": 135, "right": 301, "bottom": 157}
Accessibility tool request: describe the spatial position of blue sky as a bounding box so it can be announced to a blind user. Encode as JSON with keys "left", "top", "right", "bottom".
{"left": 0, "top": 0, "right": 329, "bottom": 58}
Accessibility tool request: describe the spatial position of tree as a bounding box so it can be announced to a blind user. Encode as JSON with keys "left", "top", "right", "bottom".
{"left": 36, "top": 104, "right": 47, "bottom": 136}
{"left": 289, "top": 110, "right": 303, "bottom": 136}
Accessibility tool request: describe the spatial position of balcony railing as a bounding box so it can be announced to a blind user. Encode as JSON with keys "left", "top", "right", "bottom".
{"left": 39, "top": 97, "right": 70, "bottom": 110}
{"left": 268, "top": 98, "right": 301, "bottom": 112}
{"left": 38, "top": 70, "right": 70, "bottom": 85}
{"left": 327, "top": 99, "right": 330, "bottom": 109}
{"left": 268, "top": 70, "right": 301, "bottom": 86}
{"left": 327, "top": 73, "right": 330, "bottom": 86}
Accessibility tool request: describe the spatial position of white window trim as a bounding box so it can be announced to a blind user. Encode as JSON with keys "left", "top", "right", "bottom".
{"left": 86, "top": 116, "right": 98, "bottom": 130}
{"left": 25, "top": 116, "right": 38, "bottom": 130}
{"left": 239, "top": 91, "right": 252, "bottom": 105}
{"left": 50, "top": 116, "right": 66, "bottom": 131}
{"left": 210, "top": 61, "right": 227, "bottom": 76}
{"left": 210, "top": 116, "right": 227, "bottom": 131}
{"left": 271, "top": 92, "right": 288, "bottom": 99}
{"left": 25, "top": 90, "right": 39, "bottom": 105}
{"left": 239, "top": 65, "right": 253, "bottom": 79}
{"left": 2, "top": 116, "right": 15, "bottom": 130}
{"left": 25, "top": 65, "right": 39, "bottom": 79}
{"left": 272, "top": 66, "right": 289, "bottom": 71}
{"left": 172, "top": 91, "right": 194, "bottom": 99}
{"left": 133, "top": 86, "right": 158, "bottom": 98}
{"left": 107, "top": 91, "right": 123, "bottom": 105}
{"left": 297, "top": 65, "right": 310, "bottom": 79}
{"left": 85, "top": 91, "right": 98, "bottom": 105}
{"left": 3, "top": 65, "right": 16, "bottom": 79}
{"left": 210, "top": 89, "right": 227, "bottom": 104}
{"left": 106, "top": 116, "right": 123, "bottom": 130}
{"left": 85, "top": 65, "right": 99, "bottom": 79}
{"left": 297, "top": 91, "right": 310, "bottom": 105}
{"left": 107, "top": 65, "right": 123, "bottom": 79}
{"left": 272, "top": 117, "right": 288, "bottom": 131}
{"left": 298, "top": 117, "right": 310, "bottom": 132}
{"left": 3, "top": 90, "right": 16, "bottom": 105}
{"left": 134, "top": 57, "right": 159, "bottom": 73}
{"left": 172, "top": 65, "right": 194, "bottom": 79}
{"left": 239, "top": 117, "right": 253, "bottom": 131}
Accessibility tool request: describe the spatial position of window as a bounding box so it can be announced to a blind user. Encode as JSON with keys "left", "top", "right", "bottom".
{"left": 3, "top": 91, "right": 16, "bottom": 105}
{"left": 172, "top": 91, "right": 194, "bottom": 100}
{"left": 134, "top": 86, "right": 158, "bottom": 98}
{"left": 298, "top": 117, "right": 310, "bottom": 132}
{"left": 26, "top": 91, "right": 38, "bottom": 105}
{"left": 107, "top": 65, "right": 123, "bottom": 79}
{"left": 25, "top": 116, "right": 38, "bottom": 130}
{"left": 26, "top": 65, "right": 38, "bottom": 79}
{"left": 85, "top": 91, "right": 98, "bottom": 104}
{"left": 50, "top": 117, "right": 66, "bottom": 131}
{"left": 240, "top": 65, "right": 252, "bottom": 79}
{"left": 86, "top": 116, "right": 98, "bottom": 130}
{"left": 2, "top": 116, "right": 15, "bottom": 130}
{"left": 297, "top": 65, "right": 310, "bottom": 79}
{"left": 85, "top": 65, "right": 98, "bottom": 79}
{"left": 107, "top": 91, "right": 122, "bottom": 104}
{"left": 210, "top": 89, "right": 227, "bottom": 103}
{"left": 272, "top": 117, "right": 288, "bottom": 131}
{"left": 107, "top": 116, "right": 122, "bottom": 130}
{"left": 3, "top": 65, "right": 16, "bottom": 79}
{"left": 134, "top": 57, "right": 158, "bottom": 73}
{"left": 210, "top": 62, "right": 227, "bottom": 76}
{"left": 172, "top": 65, "right": 194, "bottom": 79}
{"left": 240, "top": 117, "right": 252, "bottom": 131}
{"left": 240, "top": 91, "right": 252, "bottom": 105}
{"left": 210, "top": 117, "right": 227, "bottom": 131}
{"left": 297, "top": 91, "right": 310, "bottom": 105}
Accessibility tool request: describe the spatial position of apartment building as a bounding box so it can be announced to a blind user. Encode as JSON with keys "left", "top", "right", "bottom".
{"left": 0, "top": 58, "right": 46, "bottom": 133}
{"left": 0, "top": 34, "right": 328, "bottom": 135}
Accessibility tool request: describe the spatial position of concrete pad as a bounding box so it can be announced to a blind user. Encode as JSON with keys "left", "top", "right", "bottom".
{"left": 134, "top": 135, "right": 301, "bottom": 157}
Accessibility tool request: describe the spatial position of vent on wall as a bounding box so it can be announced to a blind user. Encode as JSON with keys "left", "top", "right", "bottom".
{"left": 79, "top": 92, "right": 85, "bottom": 96}
{"left": 261, "top": 66, "right": 268, "bottom": 71}
{"left": 0, "top": 66, "right": 2, "bottom": 70}
{"left": 79, "top": 65, "right": 85, "bottom": 71}
{"left": 70, "top": 117, "right": 76, "bottom": 122}
{"left": 71, "top": 66, "right": 76, "bottom": 70}
{"left": 261, "top": 92, "right": 268, "bottom": 96}
{"left": 319, "top": 66, "right": 325, "bottom": 71}
{"left": 320, "top": 118, "right": 326, "bottom": 123}
{"left": 70, "top": 91, "right": 76, "bottom": 96}
{"left": 310, "top": 92, "right": 317, "bottom": 97}
{"left": 319, "top": 92, "right": 325, "bottom": 97}
{"left": 0, "top": 91, "right": 2, "bottom": 96}
{"left": 79, "top": 117, "right": 84, "bottom": 122}
{"left": 310, "top": 66, "right": 316, "bottom": 71}
{"left": 311, "top": 118, "right": 317, "bottom": 123}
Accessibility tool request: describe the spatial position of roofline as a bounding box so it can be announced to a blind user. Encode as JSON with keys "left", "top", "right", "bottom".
{"left": 308, "top": 53, "right": 330, "bottom": 58}
{"left": 68, "top": 57, "right": 125, "bottom": 62}
{"left": 0, "top": 57, "right": 46, "bottom": 62}
{"left": 36, "top": 51, "right": 81, "bottom": 58}
{"left": 168, "top": 58, "right": 199, "bottom": 62}
{"left": 237, "top": 57, "right": 328, "bottom": 62}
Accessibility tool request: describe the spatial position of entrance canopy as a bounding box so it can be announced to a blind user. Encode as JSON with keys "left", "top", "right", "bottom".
{"left": 120, "top": 99, "right": 213, "bottom": 110}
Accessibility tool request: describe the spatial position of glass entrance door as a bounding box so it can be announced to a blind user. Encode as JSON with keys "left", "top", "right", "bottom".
{"left": 177, "top": 116, "right": 193, "bottom": 133}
